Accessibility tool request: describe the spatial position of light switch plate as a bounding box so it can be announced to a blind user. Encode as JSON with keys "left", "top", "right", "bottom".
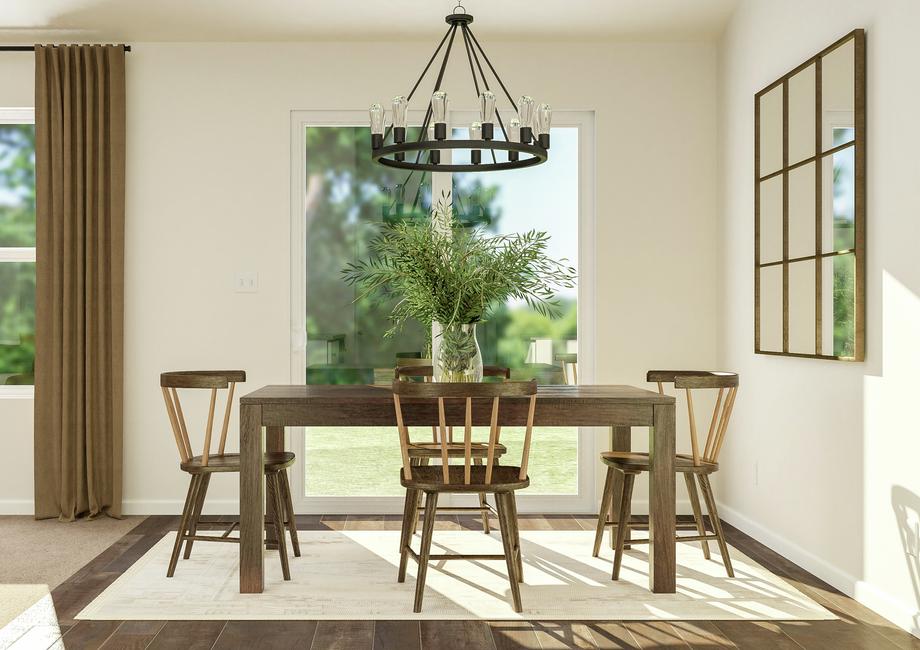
{"left": 234, "top": 271, "right": 258, "bottom": 293}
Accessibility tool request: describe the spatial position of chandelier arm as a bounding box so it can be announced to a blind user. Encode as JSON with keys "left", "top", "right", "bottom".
{"left": 466, "top": 26, "right": 519, "bottom": 113}
{"left": 463, "top": 25, "right": 506, "bottom": 144}
{"left": 406, "top": 23, "right": 456, "bottom": 103}
{"left": 460, "top": 25, "right": 481, "bottom": 97}
{"left": 458, "top": 26, "right": 496, "bottom": 164}
{"left": 415, "top": 22, "right": 457, "bottom": 149}
{"left": 413, "top": 23, "right": 458, "bottom": 167}
{"left": 432, "top": 24, "right": 459, "bottom": 95}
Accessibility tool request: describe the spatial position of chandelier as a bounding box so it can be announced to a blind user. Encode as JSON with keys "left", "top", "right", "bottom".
{"left": 369, "top": 4, "right": 551, "bottom": 173}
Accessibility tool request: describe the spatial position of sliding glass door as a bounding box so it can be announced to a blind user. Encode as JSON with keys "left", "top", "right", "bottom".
{"left": 289, "top": 110, "right": 595, "bottom": 513}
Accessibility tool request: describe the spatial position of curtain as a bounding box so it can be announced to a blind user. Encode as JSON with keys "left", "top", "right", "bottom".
{"left": 33, "top": 45, "right": 126, "bottom": 520}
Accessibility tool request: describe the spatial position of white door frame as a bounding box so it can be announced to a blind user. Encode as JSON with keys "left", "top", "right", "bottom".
{"left": 289, "top": 109, "right": 596, "bottom": 514}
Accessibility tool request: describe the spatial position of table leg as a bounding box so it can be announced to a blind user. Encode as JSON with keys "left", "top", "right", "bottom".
{"left": 609, "top": 426, "right": 631, "bottom": 550}
{"left": 240, "top": 403, "right": 264, "bottom": 593}
{"left": 648, "top": 403, "right": 676, "bottom": 593}
{"left": 264, "top": 426, "right": 285, "bottom": 550}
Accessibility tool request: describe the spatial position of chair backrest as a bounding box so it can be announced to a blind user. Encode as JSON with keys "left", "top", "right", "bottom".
{"left": 554, "top": 353, "right": 578, "bottom": 385}
{"left": 646, "top": 370, "right": 739, "bottom": 466}
{"left": 160, "top": 370, "right": 246, "bottom": 466}
{"left": 394, "top": 365, "right": 511, "bottom": 380}
{"left": 395, "top": 366, "right": 512, "bottom": 444}
{"left": 391, "top": 380, "right": 538, "bottom": 485}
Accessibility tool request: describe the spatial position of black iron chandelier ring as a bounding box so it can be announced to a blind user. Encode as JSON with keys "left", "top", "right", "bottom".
{"left": 369, "top": 9, "right": 551, "bottom": 173}
{"left": 373, "top": 139, "right": 547, "bottom": 173}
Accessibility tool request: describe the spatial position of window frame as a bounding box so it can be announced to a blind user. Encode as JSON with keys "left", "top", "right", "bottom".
{"left": 0, "top": 107, "right": 36, "bottom": 399}
{"left": 288, "top": 109, "right": 597, "bottom": 514}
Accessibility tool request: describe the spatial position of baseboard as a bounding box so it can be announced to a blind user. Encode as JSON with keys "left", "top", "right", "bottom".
{"left": 121, "top": 499, "right": 241, "bottom": 516}
{"left": 854, "top": 579, "right": 920, "bottom": 639}
{"left": 0, "top": 500, "right": 33, "bottom": 515}
{"left": 3, "top": 498, "right": 694, "bottom": 516}
{"left": 718, "top": 501, "right": 920, "bottom": 640}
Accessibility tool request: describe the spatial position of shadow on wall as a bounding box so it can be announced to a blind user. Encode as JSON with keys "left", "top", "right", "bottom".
{"left": 892, "top": 485, "right": 920, "bottom": 631}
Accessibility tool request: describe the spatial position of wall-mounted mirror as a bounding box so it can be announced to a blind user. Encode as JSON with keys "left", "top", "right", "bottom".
{"left": 755, "top": 29, "right": 865, "bottom": 361}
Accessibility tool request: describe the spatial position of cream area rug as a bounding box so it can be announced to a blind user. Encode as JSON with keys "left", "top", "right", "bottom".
{"left": 0, "top": 585, "right": 62, "bottom": 649}
{"left": 77, "top": 530, "right": 833, "bottom": 621}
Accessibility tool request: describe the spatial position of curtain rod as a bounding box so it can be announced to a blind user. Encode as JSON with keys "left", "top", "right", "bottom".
{"left": 0, "top": 45, "right": 132, "bottom": 52}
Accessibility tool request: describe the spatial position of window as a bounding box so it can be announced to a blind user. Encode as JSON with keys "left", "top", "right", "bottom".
{"left": 290, "top": 110, "right": 595, "bottom": 513}
{"left": 0, "top": 109, "right": 36, "bottom": 390}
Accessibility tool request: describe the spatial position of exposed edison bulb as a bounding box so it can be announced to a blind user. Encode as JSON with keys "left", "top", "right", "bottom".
{"left": 537, "top": 104, "right": 552, "bottom": 135}
{"left": 479, "top": 91, "right": 496, "bottom": 124}
{"left": 470, "top": 122, "right": 483, "bottom": 164}
{"left": 369, "top": 103, "right": 385, "bottom": 135}
{"left": 428, "top": 124, "right": 441, "bottom": 164}
{"left": 431, "top": 91, "right": 449, "bottom": 124}
{"left": 392, "top": 96, "right": 408, "bottom": 129}
{"left": 508, "top": 117, "right": 521, "bottom": 142}
{"left": 507, "top": 117, "right": 521, "bottom": 162}
{"left": 517, "top": 96, "right": 535, "bottom": 127}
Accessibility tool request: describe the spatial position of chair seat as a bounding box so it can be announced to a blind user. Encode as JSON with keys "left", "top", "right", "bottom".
{"left": 600, "top": 451, "right": 718, "bottom": 474}
{"left": 180, "top": 451, "right": 296, "bottom": 474}
{"left": 401, "top": 464, "right": 529, "bottom": 493}
{"left": 408, "top": 442, "right": 507, "bottom": 459}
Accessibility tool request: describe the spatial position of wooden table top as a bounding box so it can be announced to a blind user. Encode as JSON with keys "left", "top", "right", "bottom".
{"left": 241, "top": 383, "right": 674, "bottom": 405}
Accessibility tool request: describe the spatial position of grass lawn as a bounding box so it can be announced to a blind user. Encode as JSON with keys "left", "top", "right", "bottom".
{"left": 304, "top": 426, "right": 579, "bottom": 497}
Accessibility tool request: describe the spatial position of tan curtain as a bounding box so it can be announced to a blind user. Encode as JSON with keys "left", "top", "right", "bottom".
{"left": 33, "top": 45, "right": 126, "bottom": 520}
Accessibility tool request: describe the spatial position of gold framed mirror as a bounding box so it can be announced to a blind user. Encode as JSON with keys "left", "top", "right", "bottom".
{"left": 755, "top": 29, "right": 866, "bottom": 361}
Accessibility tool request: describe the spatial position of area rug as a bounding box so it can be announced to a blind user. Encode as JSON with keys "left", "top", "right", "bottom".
{"left": 76, "top": 530, "right": 834, "bottom": 621}
{"left": 0, "top": 585, "right": 62, "bottom": 649}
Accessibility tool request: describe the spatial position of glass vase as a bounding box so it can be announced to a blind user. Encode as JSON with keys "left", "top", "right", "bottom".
{"left": 431, "top": 321, "right": 483, "bottom": 382}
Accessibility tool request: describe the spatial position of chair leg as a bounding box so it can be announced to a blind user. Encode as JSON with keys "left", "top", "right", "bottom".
{"left": 412, "top": 458, "right": 427, "bottom": 534}
{"left": 684, "top": 472, "right": 711, "bottom": 560}
{"left": 611, "top": 472, "right": 635, "bottom": 581}
{"left": 398, "top": 488, "right": 421, "bottom": 583}
{"left": 183, "top": 473, "right": 210, "bottom": 559}
{"left": 167, "top": 474, "right": 200, "bottom": 577}
{"left": 507, "top": 491, "right": 523, "bottom": 582}
{"left": 474, "top": 458, "right": 490, "bottom": 534}
{"left": 699, "top": 474, "right": 734, "bottom": 577}
{"left": 267, "top": 472, "right": 291, "bottom": 581}
{"left": 593, "top": 465, "right": 615, "bottom": 557}
{"left": 496, "top": 493, "right": 523, "bottom": 612}
{"left": 414, "top": 491, "right": 439, "bottom": 613}
{"left": 279, "top": 469, "right": 301, "bottom": 557}
{"left": 609, "top": 471, "right": 632, "bottom": 551}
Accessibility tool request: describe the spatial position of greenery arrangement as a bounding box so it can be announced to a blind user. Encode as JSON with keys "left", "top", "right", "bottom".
{"left": 342, "top": 198, "right": 576, "bottom": 379}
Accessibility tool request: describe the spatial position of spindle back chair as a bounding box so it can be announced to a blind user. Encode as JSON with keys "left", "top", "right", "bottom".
{"left": 593, "top": 371, "right": 739, "bottom": 580}
{"left": 160, "top": 371, "right": 299, "bottom": 580}
{"left": 391, "top": 379, "right": 538, "bottom": 613}
{"left": 555, "top": 352, "right": 578, "bottom": 385}
{"left": 394, "top": 365, "right": 511, "bottom": 534}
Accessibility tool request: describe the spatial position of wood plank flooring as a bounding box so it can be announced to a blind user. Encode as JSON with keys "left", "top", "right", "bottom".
{"left": 46, "top": 514, "right": 920, "bottom": 649}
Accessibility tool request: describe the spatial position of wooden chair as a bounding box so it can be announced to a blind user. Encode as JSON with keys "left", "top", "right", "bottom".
{"left": 555, "top": 352, "right": 578, "bottom": 385}
{"left": 593, "top": 370, "right": 739, "bottom": 580}
{"left": 394, "top": 364, "right": 511, "bottom": 534}
{"left": 392, "top": 379, "right": 538, "bottom": 613}
{"left": 160, "top": 370, "right": 300, "bottom": 580}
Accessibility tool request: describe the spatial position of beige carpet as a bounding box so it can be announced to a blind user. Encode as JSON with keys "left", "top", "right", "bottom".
{"left": 77, "top": 530, "right": 834, "bottom": 621}
{"left": 0, "top": 516, "right": 144, "bottom": 589}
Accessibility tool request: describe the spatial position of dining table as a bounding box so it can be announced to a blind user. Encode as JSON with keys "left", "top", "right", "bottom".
{"left": 238, "top": 384, "right": 677, "bottom": 594}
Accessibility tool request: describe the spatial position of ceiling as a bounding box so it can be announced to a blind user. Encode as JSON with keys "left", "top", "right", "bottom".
{"left": 0, "top": 0, "right": 738, "bottom": 43}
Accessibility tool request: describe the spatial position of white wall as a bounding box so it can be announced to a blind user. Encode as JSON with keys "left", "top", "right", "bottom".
{"left": 0, "top": 40, "right": 720, "bottom": 514}
{"left": 718, "top": 0, "right": 920, "bottom": 636}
